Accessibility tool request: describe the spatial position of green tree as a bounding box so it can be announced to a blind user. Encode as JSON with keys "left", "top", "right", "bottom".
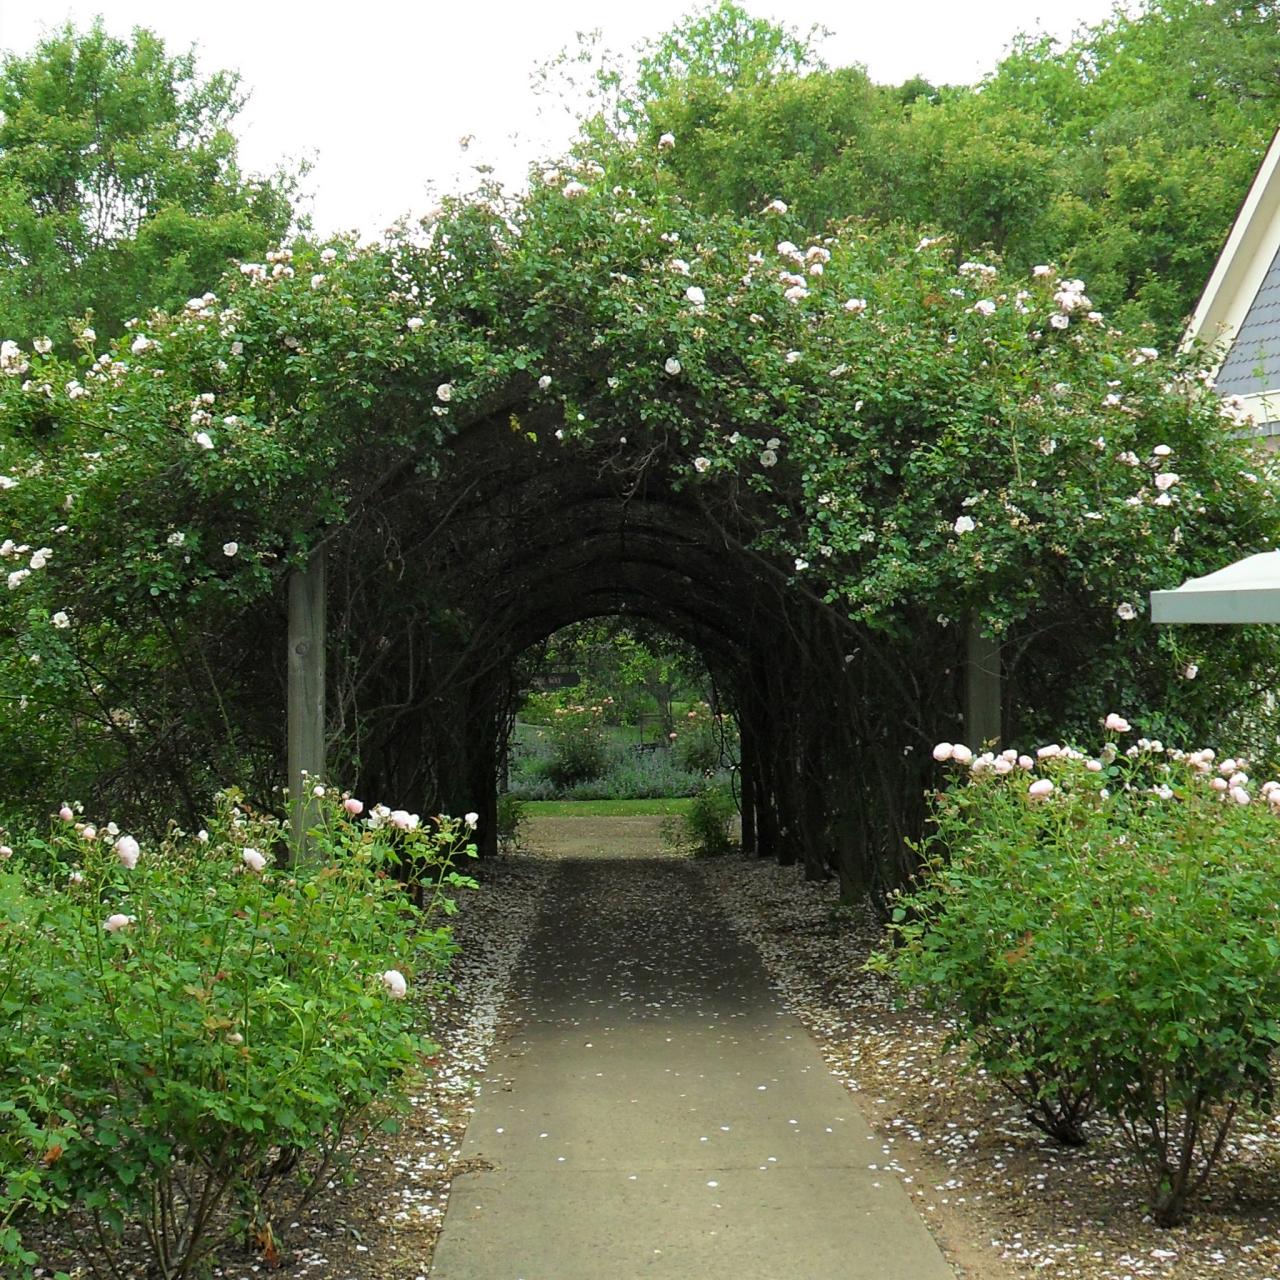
{"left": 603, "top": 0, "right": 1280, "bottom": 342}
{"left": 0, "top": 20, "right": 303, "bottom": 349}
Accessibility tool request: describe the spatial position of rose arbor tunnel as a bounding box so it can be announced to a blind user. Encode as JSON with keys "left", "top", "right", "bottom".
{"left": 285, "top": 412, "right": 991, "bottom": 903}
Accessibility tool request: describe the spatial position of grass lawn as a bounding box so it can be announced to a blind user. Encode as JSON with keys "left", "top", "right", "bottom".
{"left": 521, "top": 797, "right": 694, "bottom": 818}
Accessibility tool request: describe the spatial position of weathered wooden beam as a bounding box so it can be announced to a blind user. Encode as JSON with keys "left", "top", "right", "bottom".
{"left": 288, "top": 546, "right": 327, "bottom": 857}
{"left": 964, "top": 616, "right": 1001, "bottom": 748}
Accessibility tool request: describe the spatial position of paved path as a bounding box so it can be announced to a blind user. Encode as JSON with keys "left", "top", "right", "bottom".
{"left": 430, "top": 850, "right": 954, "bottom": 1280}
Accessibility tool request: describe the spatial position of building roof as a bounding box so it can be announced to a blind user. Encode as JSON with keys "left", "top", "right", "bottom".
{"left": 1184, "top": 127, "right": 1280, "bottom": 437}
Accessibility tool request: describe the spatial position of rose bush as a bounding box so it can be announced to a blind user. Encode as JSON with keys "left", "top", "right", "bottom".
{"left": 0, "top": 789, "right": 475, "bottom": 1278}
{"left": 876, "top": 724, "right": 1280, "bottom": 1224}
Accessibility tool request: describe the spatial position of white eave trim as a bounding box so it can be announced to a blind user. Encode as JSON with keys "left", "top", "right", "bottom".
{"left": 1182, "top": 127, "right": 1280, "bottom": 367}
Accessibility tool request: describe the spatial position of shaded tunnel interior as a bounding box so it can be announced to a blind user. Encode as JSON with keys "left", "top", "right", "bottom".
{"left": 312, "top": 412, "right": 959, "bottom": 903}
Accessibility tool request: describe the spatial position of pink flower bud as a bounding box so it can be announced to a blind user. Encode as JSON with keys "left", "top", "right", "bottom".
{"left": 103, "top": 913, "right": 134, "bottom": 933}
{"left": 241, "top": 847, "right": 267, "bottom": 872}
{"left": 1028, "top": 779, "right": 1054, "bottom": 799}
{"left": 1230, "top": 786, "right": 1250, "bottom": 805}
{"left": 58, "top": 805, "right": 74, "bottom": 822}
{"left": 1210, "top": 777, "right": 1228, "bottom": 792}
{"left": 932, "top": 742, "right": 953, "bottom": 762}
{"left": 380, "top": 969, "right": 408, "bottom": 999}
{"left": 950, "top": 744, "right": 973, "bottom": 765}
{"left": 1018, "top": 755, "right": 1034, "bottom": 770}
{"left": 1103, "top": 713, "right": 1130, "bottom": 733}
{"left": 343, "top": 797, "right": 364, "bottom": 816}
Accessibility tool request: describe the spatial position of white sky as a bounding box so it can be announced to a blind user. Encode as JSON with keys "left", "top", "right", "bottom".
{"left": 0, "top": 0, "right": 1122, "bottom": 238}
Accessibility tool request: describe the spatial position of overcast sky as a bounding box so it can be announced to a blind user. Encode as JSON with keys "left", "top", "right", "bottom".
{"left": 0, "top": 1, "right": 1124, "bottom": 238}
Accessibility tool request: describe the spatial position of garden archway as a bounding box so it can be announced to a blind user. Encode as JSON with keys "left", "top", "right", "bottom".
{"left": 288, "top": 405, "right": 947, "bottom": 899}
{"left": 1, "top": 169, "right": 1267, "bottom": 902}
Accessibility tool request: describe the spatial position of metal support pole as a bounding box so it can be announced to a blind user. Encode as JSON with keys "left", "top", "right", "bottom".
{"left": 964, "top": 615, "right": 1001, "bottom": 748}
{"left": 288, "top": 546, "right": 327, "bottom": 857}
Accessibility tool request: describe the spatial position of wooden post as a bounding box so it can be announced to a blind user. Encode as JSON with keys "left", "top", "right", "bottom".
{"left": 964, "top": 615, "right": 1001, "bottom": 748}
{"left": 288, "top": 546, "right": 327, "bottom": 857}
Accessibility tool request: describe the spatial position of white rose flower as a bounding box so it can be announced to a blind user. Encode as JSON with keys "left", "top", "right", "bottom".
{"left": 953, "top": 515, "right": 976, "bottom": 534}
{"left": 658, "top": 132, "right": 676, "bottom": 150}
{"left": 381, "top": 969, "right": 408, "bottom": 999}
{"left": 223, "top": 541, "right": 239, "bottom": 557}
{"left": 52, "top": 611, "right": 70, "bottom": 629}
{"left": 436, "top": 383, "right": 453, "bottom": 402}
{"left": 664, "top": 357, "right": 681, "bottom": 376}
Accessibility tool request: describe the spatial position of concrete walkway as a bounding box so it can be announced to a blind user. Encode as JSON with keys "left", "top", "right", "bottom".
{"left": 430, "top": 849, "right": 954, "bottom": 1280}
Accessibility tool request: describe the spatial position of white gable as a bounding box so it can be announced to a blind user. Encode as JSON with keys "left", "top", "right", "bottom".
{"left": 1184, "top": 127, "right": 1280, "bottom": 436}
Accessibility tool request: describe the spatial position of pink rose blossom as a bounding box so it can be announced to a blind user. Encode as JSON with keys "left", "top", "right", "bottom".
{"left": 114, "top": 835, "right": 140, "bottom": 869}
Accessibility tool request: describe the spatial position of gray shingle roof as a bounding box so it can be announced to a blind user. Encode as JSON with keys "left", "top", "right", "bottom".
{"left": 1216, "top": 242, "right": 1280, "bottom": 394}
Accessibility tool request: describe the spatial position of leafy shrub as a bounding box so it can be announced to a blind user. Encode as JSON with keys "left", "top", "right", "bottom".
{"left": 662, "top": 782, "right": 738, "bottom": 857}
{"left": 509, "top": 735, "right": 711, "bottom": 801}
{"left": 1, "top": 789, "right": 474, "bottom": 1278}
{"left": 496, "top": 792, "right": 526, "bottom": 851}
{"left": 564, "top": 750, "right": 708, "bottom": 800}
{"left": 875, "top": 726, "right": 1280, "bottom": 1224}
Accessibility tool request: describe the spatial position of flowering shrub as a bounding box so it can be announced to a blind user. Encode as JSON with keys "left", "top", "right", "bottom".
{"left": 876, "top": 725, "right": 1280, "bottom": 1224}
{"left": 0, "top": 790, "right": 474, "bottom": 1278}
{"left": 671, "top": 702, "right": 737, "bottom": 774}
{"left": 541, "top": 703, "right": 611, "bottom": 790}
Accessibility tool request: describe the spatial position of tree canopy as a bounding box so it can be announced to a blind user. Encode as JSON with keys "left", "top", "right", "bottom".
{"left": 0, "top": 20, "right": 302, "bottom": 352}
{"left": 611, "top": 0, "right": 1280, "bottom": 342}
